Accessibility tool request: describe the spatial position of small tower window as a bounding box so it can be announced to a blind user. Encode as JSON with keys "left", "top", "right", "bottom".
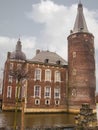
{"left": 73, "top": 52, "right": 76, "bottom": 58}
{"left": 73, "top": 69, "right": 77, "bottom": 75}
{"left": 72, "top": 89, "right": 77, "bottom": 96}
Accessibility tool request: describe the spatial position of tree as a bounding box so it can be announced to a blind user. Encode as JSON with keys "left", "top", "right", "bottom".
{"left": 9, "top": 62, "right": 28, "bottom": 130}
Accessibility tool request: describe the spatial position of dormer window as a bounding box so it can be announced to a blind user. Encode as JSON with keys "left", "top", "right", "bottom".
{"left": 56, "top": 60, "right": 61, "bottom": 65}
{"left": 44, "top": 59, "right": 49, "bottom": 63}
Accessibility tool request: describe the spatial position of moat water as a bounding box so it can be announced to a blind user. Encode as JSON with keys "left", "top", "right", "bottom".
{"left": 0, "top": 111, "right": 75, "bottom": 129}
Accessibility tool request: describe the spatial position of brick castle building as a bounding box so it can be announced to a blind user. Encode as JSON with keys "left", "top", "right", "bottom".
{"left": 2, "top": 2, "right": 96, "bottom": 113}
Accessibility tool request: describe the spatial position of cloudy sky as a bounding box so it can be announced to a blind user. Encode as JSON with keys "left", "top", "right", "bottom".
{"left": 0, "top": 0, "right": 98, "bottom": 90}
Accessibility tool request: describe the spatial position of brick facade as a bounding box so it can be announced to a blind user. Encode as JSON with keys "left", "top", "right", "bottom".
{"left": 2, "top": 2, "right": 96, "bottom": 113}
{"left": 68, "top": 33, "right": 96, "bottom": 108}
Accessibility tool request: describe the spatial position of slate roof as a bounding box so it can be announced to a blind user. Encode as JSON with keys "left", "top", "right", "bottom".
{"left": 31, "top": 50, "right": 67, "bottom": 66}
{"left": 73, "top": 2, "right": 89, "bottom": 33}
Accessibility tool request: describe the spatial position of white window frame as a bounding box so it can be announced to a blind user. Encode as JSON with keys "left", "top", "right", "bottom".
{"left": 55, "top": 71, "right": 61, "bottom": 82}
{"left": 7, "top": 86, "right": 12, "bottom": 98}
{"left": 34, "top": 68, "right": 41, "bottom": 81}
{"left": 55, "top": 100, "right": 60, "bottom": 105}
{"left": 54, "top": 87, "right": 60, "bottom": 99}
{"left": 45, "top": 69, "right": 51, "bottom": 81}
{"left": 73, "top": 52, "right": 76, "bottom": 58}
{"left": 72, "top": 89, "right": 77, "bottom": 96}
{"left": 73, "top": 69, "right": 77, "bottom": 75}
{"left": 34, "top": 85, "right": 41, "bottom": 98}
{"left": 35, "top": 99, "right": 40, "bottom": 105}
{"left": 8, "top": 75, "right": 13, "bottom": 83}
{"left": 44, "top": 86, "right": 51, "bottom": 98}
{"left": 45, "top": 99, "right": 50, "bottom": 105}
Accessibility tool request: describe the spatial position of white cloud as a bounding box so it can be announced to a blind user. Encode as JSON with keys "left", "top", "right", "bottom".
{"left": 0, "top": 36, "right": 37, "bottom": 73}
{"left": 27, "top": 0, "right": 98, "bottom": 91}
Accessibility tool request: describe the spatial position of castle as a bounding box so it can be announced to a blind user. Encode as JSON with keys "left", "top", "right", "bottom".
{"left": 2, "top": 2, "right": 96, "bottom": 113}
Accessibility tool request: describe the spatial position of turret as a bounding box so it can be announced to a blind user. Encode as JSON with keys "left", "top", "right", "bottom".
{"left": 10, "top": 39, "right": 26, "bottom": 61}
{"left": 67, "top": 2, "right": 96, "bottom": 111}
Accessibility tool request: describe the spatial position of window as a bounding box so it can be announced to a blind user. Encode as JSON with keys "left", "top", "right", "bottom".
{"left": 8, "top": 75, "right": 13, "bottom": 83}
{"left": 45, "top": 99, "right": 50, "bottom": 105}
{"left": 55, "top": 71, "right": 61, "bottom": 82}
{"left": 44, "top": 86, "right": 51, "bottom": 98}
{"left": 72, "top": 89, "right": 77, "bottom": 96}
{"left": 54, "top": 88, "right": 60, "bottom": 99}
{"left": 7, "top": 86, "right": 12, "bottom": 98}
{"left": 9, "top": 63, "right": 13, "bottom": 70}
{"left": 34, "top": 85, "right": 41, "bottom": 98}
{"left": 45, "top": 69, "right": 51, "bottom": 81}
{"left": 35, "top": 99, "right": 40, "bottom": 105}
{"left": 73, "top": 52, "right": 76, "bottom": 58}
{"left": 21, "top": 85, "right": 25, "bottom": 98}
{"left": 17, "top": 64, "right": 22, "bottom": 69}
{"left": 15, "top": 86, "right": 21, "bottom": 99}
{"left": 34, "top": 68, "right": 41, "bottom": 81}
{"left": 56, "top": 60, "right": 61, "bottom": 65}
{"left": 44, "top": 59, "right": 49, "bottom": 63}
{"left": 73, "top": 69, "right": 77, "bottom": 75}
{"left": 55, "top": 100, "right": 60, "bottom": 105}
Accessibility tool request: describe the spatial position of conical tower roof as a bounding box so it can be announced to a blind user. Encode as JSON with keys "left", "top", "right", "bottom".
{"left": 73, "top": 2, "right": 89, "bottom": 33}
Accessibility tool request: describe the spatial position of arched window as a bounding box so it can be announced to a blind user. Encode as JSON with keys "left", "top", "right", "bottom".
{"left": 55, "top": 71, "right": 61, "bottom": 82}
{"left": 54, "top": 87, "right": 60, "bottom": 99}
{"left": 45, "top": 69, "right": 51, "bottom": 81}
{"left": 44, "top": 86, "right": 51, "bottom": 98}
{"left": 34, "top": 85, "right": 41, "bottom": 98}
{"left": 34, "top": 68, "right": 41, "bottom": 81}
{"left": 7, "top": 86, "right": 12, "bottom": 98}
{"left": 8, "top": 75, "right": 13, "bottom": 83}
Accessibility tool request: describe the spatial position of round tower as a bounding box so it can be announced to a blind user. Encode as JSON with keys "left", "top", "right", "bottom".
{"left": 67, "top": 2, "right": 96, "bottom": 110}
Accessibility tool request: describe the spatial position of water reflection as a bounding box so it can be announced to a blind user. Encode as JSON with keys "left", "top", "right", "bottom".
{"left": 0, "top": 112, "right": 75, "bottom": 128}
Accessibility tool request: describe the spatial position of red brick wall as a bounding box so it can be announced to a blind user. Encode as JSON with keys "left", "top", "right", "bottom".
{"left": 2, "top": 59, "right": 68, "bottom": 110}
{"left": 26, "top": 63, "right": 67, "bottom": 109}
{"left": 68, "top": 32, "right": 96, "bottom": 107}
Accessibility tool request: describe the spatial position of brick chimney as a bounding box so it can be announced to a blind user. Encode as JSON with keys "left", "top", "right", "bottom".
{"left": 36, "top": 49, "right": 40, "bottom": 55}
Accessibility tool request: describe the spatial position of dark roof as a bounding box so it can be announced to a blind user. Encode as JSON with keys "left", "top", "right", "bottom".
{"left": 73, "top": 2, "right": 89, "bottom": 33}
{"left": 10, "top": 39, "right": 26, "bottom": 61}
{"left": 31, "top": 50, "right": 67, "bottom": 66}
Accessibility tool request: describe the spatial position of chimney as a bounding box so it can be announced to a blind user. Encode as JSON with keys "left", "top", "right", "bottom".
{"left": 7, "top": 52, "right": 11, "bottom": 59}
{"left": 36, "top": 49, "right": 40, "bottom": 55}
